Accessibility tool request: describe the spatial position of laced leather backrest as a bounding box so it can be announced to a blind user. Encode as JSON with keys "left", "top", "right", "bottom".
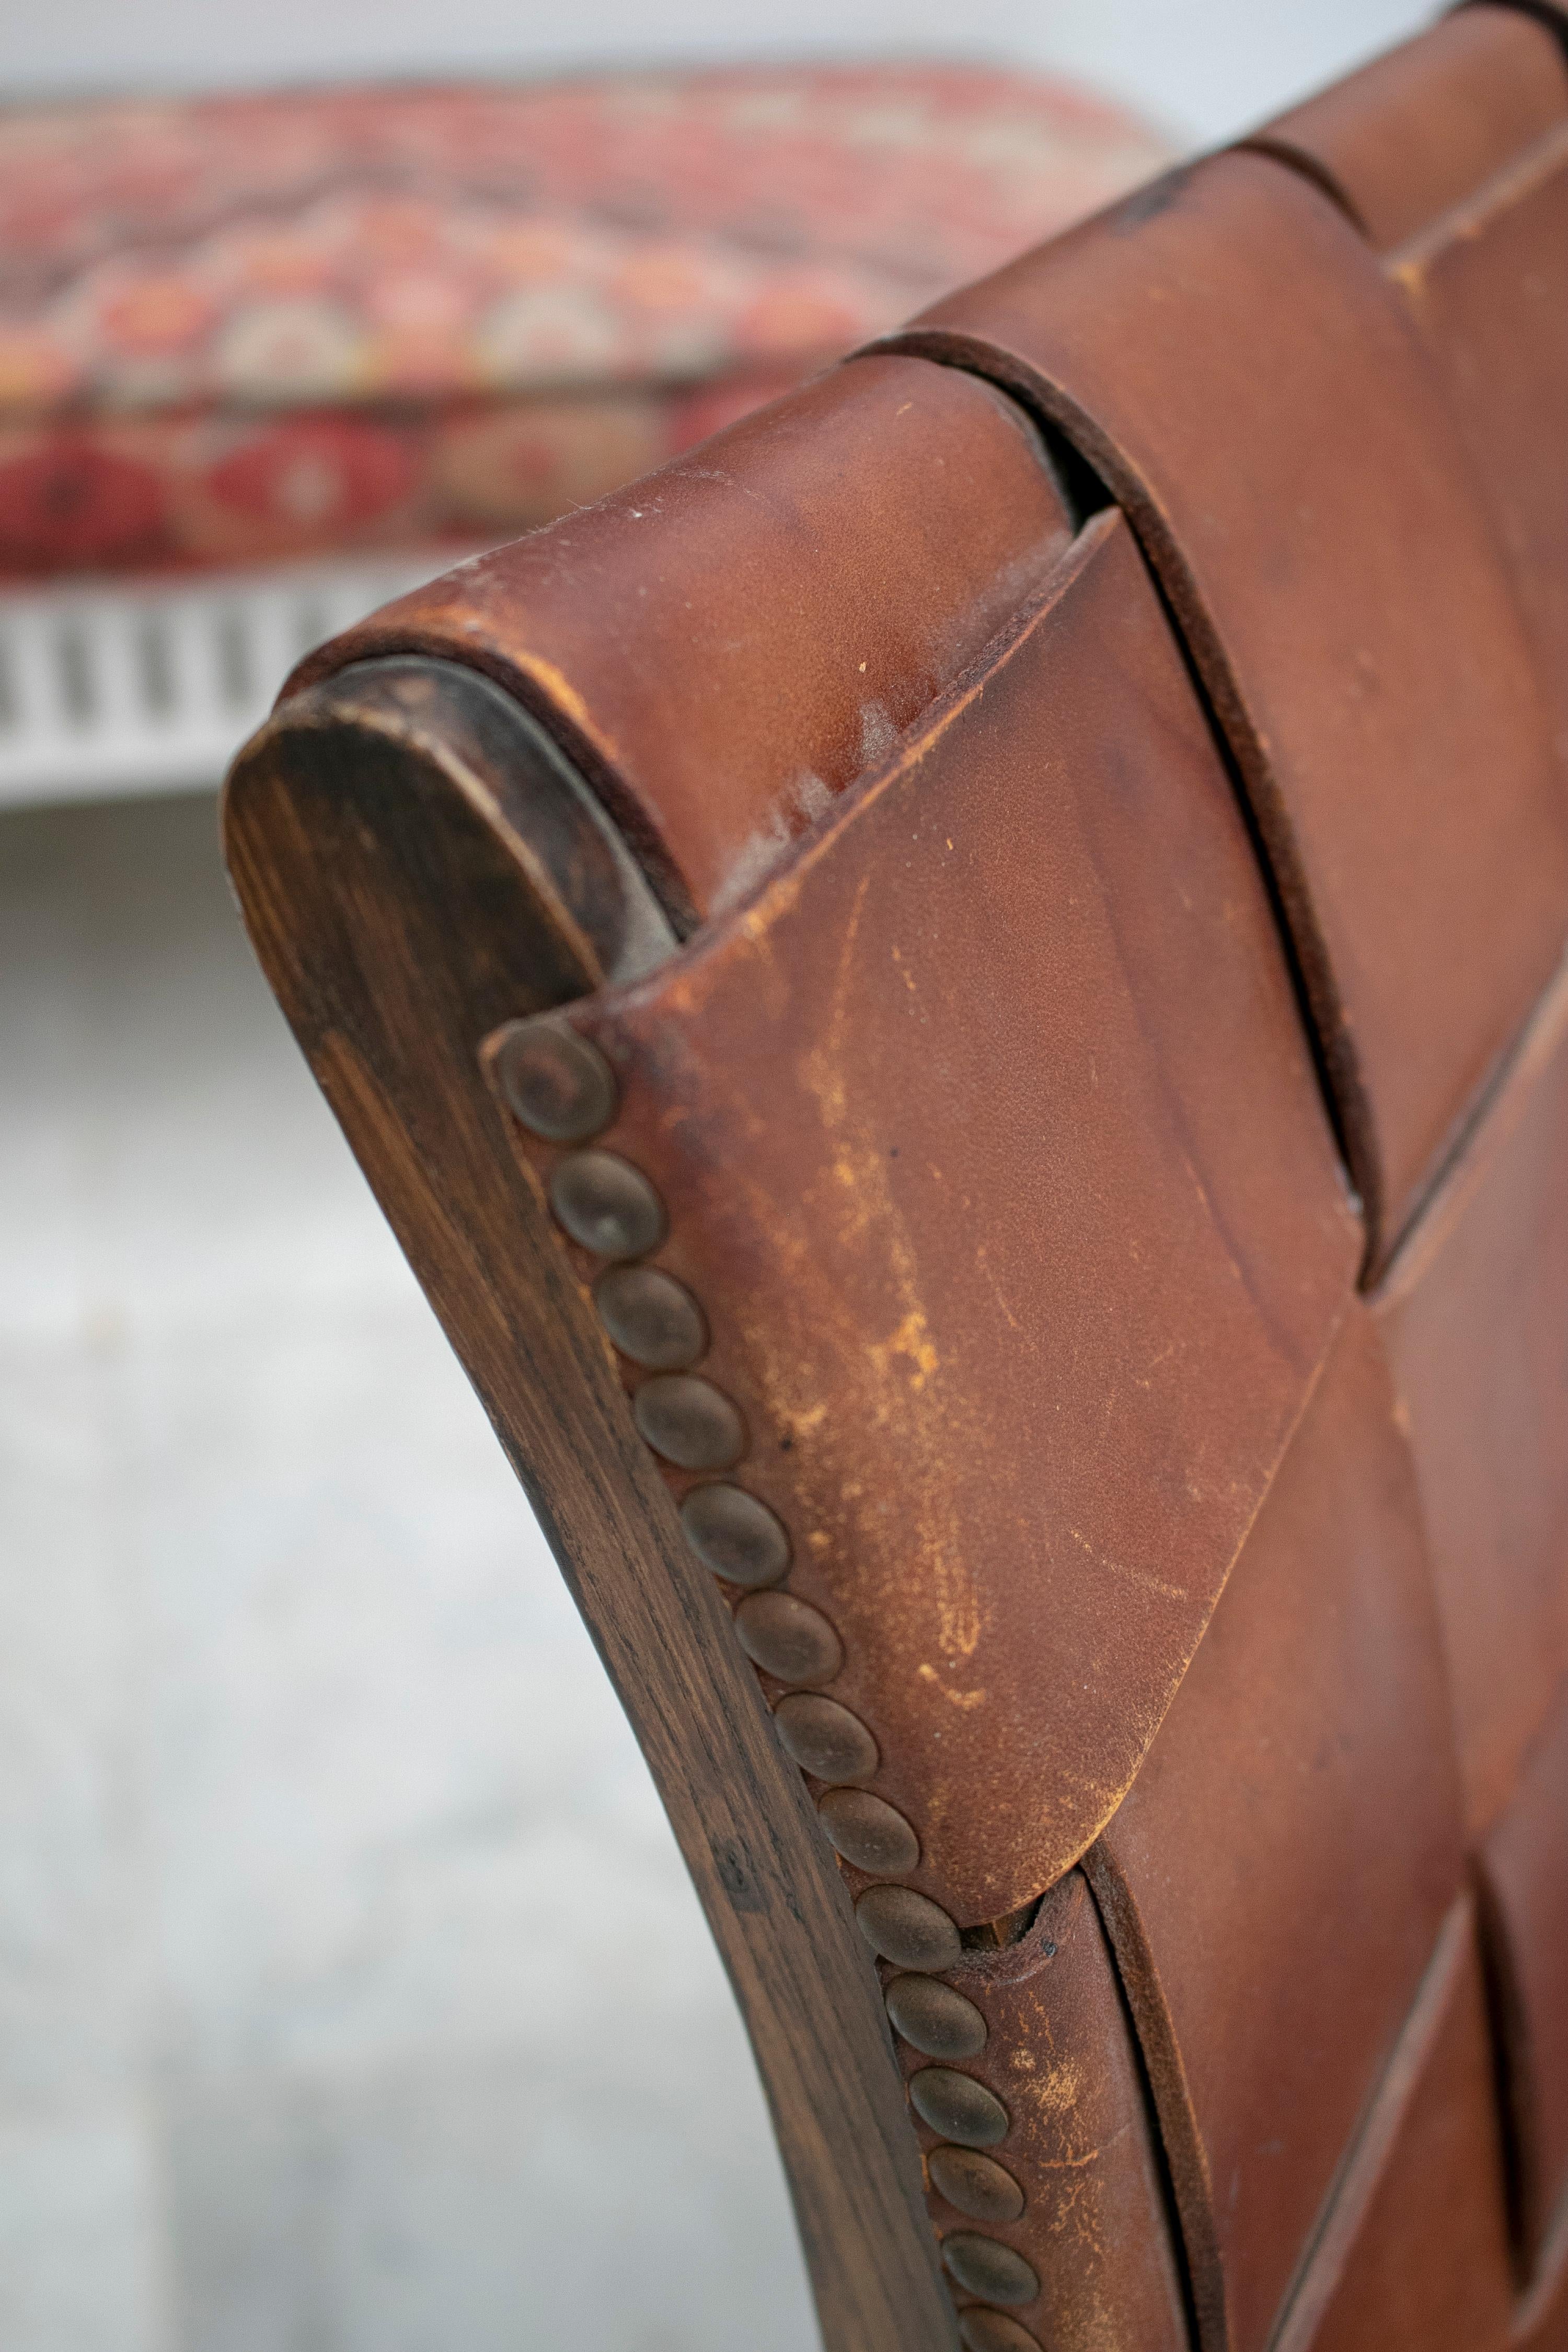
{"left": 224, "top": 12, "right": 1568, "bottom": 2349}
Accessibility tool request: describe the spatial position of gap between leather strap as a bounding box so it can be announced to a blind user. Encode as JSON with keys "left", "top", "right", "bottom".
{"left": 1101, "top": 502, "right": 1359, "bottom": 1217}
{"left": 1470, "top": 1853, "right": 1536, "bottom": 2287}
{"left": 1230, "top": 140, "right": 1370, "bottom": 234}
{"left": 1081, "top": 1873, "right": 1494, "bottom": 2352}
{"left": 1081, "top": 1835, "right": 1226, "bottom": 2352}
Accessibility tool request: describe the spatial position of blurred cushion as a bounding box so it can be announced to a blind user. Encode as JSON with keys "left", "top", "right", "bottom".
{"left": 0, "top": 69, "right": 1169, "bottom": 579}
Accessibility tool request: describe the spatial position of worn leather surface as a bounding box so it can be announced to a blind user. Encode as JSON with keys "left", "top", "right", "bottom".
{"left": 1483, "top": 1685, "right": 1568, "bottom": 2270}
{"left": 1375, "top": 956, "right": 1568, "bottom": 1843}
{"left": 875, "top": 147, "right": 1568, "bottom": 1271}
{"left": 1482, "top": 0, "right": 1568, "bottom": 38}
{"left": 239, "top": 25, "right": 1568, "bottom": 2352}
{"left": 1392, "top": 122, "right": 1568, "bottom": 794}
{"left": 1087, "top": 1306, "right": 1463, "bottom": 2352}
{"left": 1251, "top": 17, "right": 1568, "bottom": 798}
{"left": 286, "top": 351, "right": 1074, "bottom": 931}
{"left": 1272, "top": 1901, "right": 1514, "bottom": 2352}
{"left": 898, "top": 1872, "right": 1187, "bottom": 2350}
{"left": 1246, "top": 9, "right": 1568, "bottom": 245}
{"left": 532, "top": 509, "right": 1356, "bottom": 1922}
{"left": 1519, "top": 2265, "right": 1568, "bottom": 2352}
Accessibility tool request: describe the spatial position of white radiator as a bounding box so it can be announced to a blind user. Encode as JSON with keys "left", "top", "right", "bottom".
{"left": 0, "top": 554, "right": 468, "bottom": 811}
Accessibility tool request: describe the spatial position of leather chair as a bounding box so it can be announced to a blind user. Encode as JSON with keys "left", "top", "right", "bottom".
{"left": 222, "top": 9, "right": 1568, "bottom": 2346}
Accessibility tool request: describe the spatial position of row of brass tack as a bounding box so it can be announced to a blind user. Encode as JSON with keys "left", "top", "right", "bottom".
{"left": 488, "top": 1013, "right": 1046, "bottom": 2352}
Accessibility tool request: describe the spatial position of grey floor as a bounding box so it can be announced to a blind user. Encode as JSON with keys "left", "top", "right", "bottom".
{"left": 0, "top": 792, "right": 817, "bottom": 2352}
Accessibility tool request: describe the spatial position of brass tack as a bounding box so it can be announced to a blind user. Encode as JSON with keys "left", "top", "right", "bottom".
{"left": 549, "top": 1149, "right": 665, "bottom": 1260}
{"left": 885, "top": 1974, "right": 987, "bottom": 2060}
{"left": 633, "top": 1374, "right": 744, "bottom": 1471}
{"left": 774, "top": 1692, "right": 879, "bottom": 1783}
{"left": 818, "top": 1788, "right": 919, "bottom": 1876}
{"left": 493, "top": 1017, "right": 617, "bottom": 1142}
{"left": 907, "top": 2065, "right": 1009, "bottom": 2148}
{"left": 941, "top": 2234, "right": 1040, "bottom": 2307}
{"left": 596, "top": 1265, "right": 707, "bottom": 1369}
{"left": 855, "top": 1885, "right": 961, "bottom": 1972}
{"left": 928, "top": 2147, "right": 1024, "bottom": 2225}
{"left": 957, "top": 2308, "right": 1042, "bottom": 2351}
{"left": 682, "top": 1485, "right": 790, "bottom": 1587}
{"left": 734, "top": 1592, "right": 844, "bottom": 1685}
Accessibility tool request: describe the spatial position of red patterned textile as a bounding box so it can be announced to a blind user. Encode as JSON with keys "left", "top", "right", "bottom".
{"left": 0, "top": 70, "right": 1169, "bottom": 579}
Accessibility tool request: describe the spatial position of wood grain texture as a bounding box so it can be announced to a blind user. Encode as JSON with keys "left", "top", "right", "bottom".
{"left": 222, "top": 668, "right": 959, "bottom": 2352}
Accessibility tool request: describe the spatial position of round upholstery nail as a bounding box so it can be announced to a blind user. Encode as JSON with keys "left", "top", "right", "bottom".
{"left": 885, "top": 1974, "right": 987, "bottom": 2060}
{"left": 596, "top": 1266, "right": 706, "bottom": 1369}
{"left": 549, "top": 1149, "right": 665, "bottom": 1259}
{"left": 682, "top": 1485, "right": 790, "bottom": 1587}
{"left": 957, "top": 2310, "right": 1041, "bottom": 2352}
{"left": 734, "top": 1592, "right": 843, "bottom": 1685}
{"left": 907, "top": 2066, "right": 1009, "bottom": 2147}
{"left": 493, "top": 1018, "right": 616, "bottom": 1142}
{"left": 928, "top": 2147, "right": 1024, "bottom": 2224}
{"left": 941, "top": 2234, "right": 1040, "bottom": 2306}
{"left": 855, "top": 1886, "right": 962, "bottom": 1971}
{"left": 774, "top": 1693, "right": 878, "bottom": 1783}
{"left": 818, "top": 1789, "right": 919, "bottom": 1875}
{"left": 633, "top": 1374, "right": 744, "bottom": 1470}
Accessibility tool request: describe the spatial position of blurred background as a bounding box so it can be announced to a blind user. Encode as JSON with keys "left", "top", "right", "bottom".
{"left": 3, "top": 5, "right": 1429, "bottom": 2349}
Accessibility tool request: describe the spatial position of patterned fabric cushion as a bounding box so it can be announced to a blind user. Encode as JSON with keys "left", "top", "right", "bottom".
{"left": 0, "top": 70, "right": 1169, "bottom": 578}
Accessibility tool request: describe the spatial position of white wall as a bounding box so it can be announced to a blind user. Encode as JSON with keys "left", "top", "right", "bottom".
{"left": 10, "top": 0, "right": 1437, "bottom": 147}
{"left": 2, "top": 792, "right": 820, "bottom": 2352}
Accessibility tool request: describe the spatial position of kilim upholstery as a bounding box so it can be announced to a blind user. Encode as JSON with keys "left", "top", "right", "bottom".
{"left": 0, "top": 68, "right": 1162, "bottom": 580}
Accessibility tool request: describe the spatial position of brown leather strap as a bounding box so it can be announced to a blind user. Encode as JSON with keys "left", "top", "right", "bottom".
{"left": 1466, "top": 0, "right": 1568, "bottom": 62}
{"left": 509, "top": 510, "right": 1358, "bottom": 1922}
{"left": 1090, "top": 1305, "right": 1463, "bottom": 2351}
{"left": 873, "top": 149, "right": 1568, "bottom": 1274}
{"left": 1242, "top": 8, "right": 1568, "bottom": 246}
{"left": 283, "top": 353, "right": 1075, "bottom": 932}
